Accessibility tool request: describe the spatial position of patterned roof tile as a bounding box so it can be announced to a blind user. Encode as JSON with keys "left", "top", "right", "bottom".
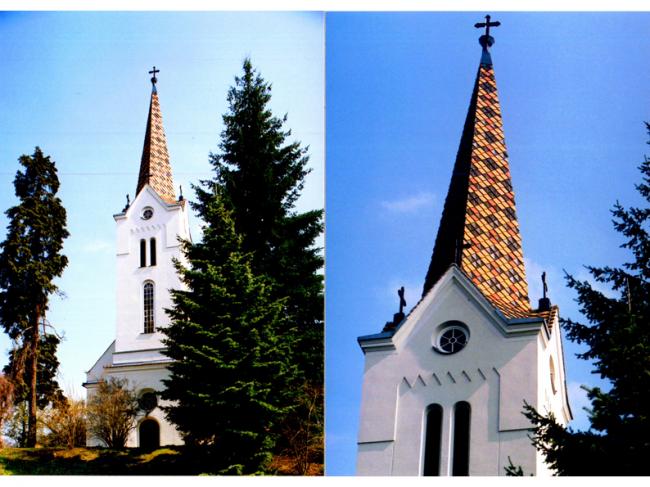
{"left": 422, "top": 58, "right": 533, "bottom": 319}
{"left": 136, "top": 89, "right": 177, "bottom": 204}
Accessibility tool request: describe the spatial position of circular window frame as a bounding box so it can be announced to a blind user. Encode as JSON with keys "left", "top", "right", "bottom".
{"left": 432, "top": 321, "right": 470, "bottom": 355}
{"left": 141, "top": 207, "right": 154, "bottom": 220}
{"left": 138, "top": 389, "right": 158, "bottom": 414}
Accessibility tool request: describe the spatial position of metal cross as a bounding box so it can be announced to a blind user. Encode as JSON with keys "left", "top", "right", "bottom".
{"left": 398, "top": 286, "right": 406, "bottom": 314}
{"left": 474, "top": 15, "right": 501, "bottom": 38}
{"left": 454, "top": 238, "right": 471, "bottom": 266}
{"left": 149, "top": 66, "right": 160, "bottom": 85}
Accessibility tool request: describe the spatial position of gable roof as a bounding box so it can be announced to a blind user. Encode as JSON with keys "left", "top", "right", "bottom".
{"left": 359, "top": 265, "right": 548, "bottom": 352}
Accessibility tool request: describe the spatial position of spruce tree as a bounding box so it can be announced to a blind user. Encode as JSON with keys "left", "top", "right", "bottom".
{"left": 161, "top": 192, "right": 296, "bottom": 474}
{"left": 524, "top": 125, "right": 650, "bottom": 475}
{"left": 209, "top": 59, "right": 323, "bottom": 470}
{"left": 210, "top": 58, "right": 324, "bottom": 385}
{"left": 0, "top": 147, "right": 69, "bottom": 447}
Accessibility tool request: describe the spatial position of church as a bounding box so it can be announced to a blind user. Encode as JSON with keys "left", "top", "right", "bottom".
{"left": 356, "top": 18, "right": 572, "bottom": 476}
{"left": 83, "top": 69, "right": 188, "bottom": 448}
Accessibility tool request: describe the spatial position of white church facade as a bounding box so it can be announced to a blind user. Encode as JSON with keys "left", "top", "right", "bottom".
{"left": 83, "top": 69, "right": 188, "bottom": 448}
{"left": 356, "top": 18, "right": 572, "bottom": 476}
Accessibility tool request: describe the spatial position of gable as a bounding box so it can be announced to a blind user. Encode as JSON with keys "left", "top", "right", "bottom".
{"left": 394, "top": 268, "right": 537, "bottom": 366}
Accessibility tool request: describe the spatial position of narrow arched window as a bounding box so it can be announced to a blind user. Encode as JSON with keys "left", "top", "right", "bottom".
{"left": 140, "top": 239, "right": 146, "bottom": 267}
{"left": 423, "top": 404, "right": 443, "bottom": 476}
{"left": 143, "top": 282, "right": 154, "bottom": 334}
{"left": 452, "top": 401, "right": 471, "bottom": 476}
{"left": 150, "top": 238, "right": 156, "bottom": 266}
{"left": 550, "top": 356, "right": 557, "bottom": 394}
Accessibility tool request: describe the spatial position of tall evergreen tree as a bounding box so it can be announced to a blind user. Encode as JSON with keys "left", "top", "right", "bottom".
{"left": 0, "top": 147, "right": 68, "bottom": 447}
{"left": 210, "top": 58, "right": 324, "bottom": 385}
{"left": 524, "top": 125, "right": 650, "bottom": 475}
{"left": 161, "top": 192, "right": 297, "bottom": 474}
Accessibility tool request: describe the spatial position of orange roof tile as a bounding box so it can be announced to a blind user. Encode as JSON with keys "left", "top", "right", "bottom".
{"left": 422, "top": 57, "right": 532, "bottom": 319}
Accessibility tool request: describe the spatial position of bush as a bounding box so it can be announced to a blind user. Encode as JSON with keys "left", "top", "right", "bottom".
{"left": 86, "top": 378, "right": 138, "bottom": 448}
{"left": 40, "top": 398, "right": 87, "bottom": 448}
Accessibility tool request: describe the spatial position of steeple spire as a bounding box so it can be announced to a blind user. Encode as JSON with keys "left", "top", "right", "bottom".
{"left": 422, "top": 17, "right": 531, "bottom": 318}
{"left": 136, "top": 67, "right": 177, "bottom": 203}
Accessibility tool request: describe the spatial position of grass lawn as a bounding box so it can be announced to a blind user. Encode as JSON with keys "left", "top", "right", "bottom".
{"left": 0, "top": 447, "right": 324, "bottom": 475}
{"left": 0, "top": 447, "right": 198, "bottom": 475}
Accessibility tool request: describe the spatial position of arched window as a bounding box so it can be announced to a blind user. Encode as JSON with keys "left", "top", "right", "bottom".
{"left": 423, "top": 404, "right": 443, "bottom": 476}
{"left": 149, "top": 238, "right": 157, "bottom": 266}
{"left": 550, "top": 356, "right": 557, "bottom": 394}
{"left": 140, "top": 239, "right": 146, "bottom": 267}
{"left": 452, "top": 401, "right": 471, "bottom": 476}
{"left": 143, "top": 281, "right": 154, "bottom": 334}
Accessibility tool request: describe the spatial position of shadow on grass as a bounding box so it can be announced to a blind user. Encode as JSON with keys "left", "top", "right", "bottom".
{"left": 0, "top": 447, "right": 207, "bottom": 475}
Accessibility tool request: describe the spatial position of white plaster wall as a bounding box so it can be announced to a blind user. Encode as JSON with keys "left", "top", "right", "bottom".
{"left": 114, "top": 186, "right": 189, "bottom": 355}
{"left": 85, "top": 341, "right": 115, "bottom": 384}
{"left": 357, "top": 269, "right": 542, "bottom": 476}
{"left": 356, "top": 442, "right": 394, "bottom": 476}
{"left": 534, "top": 312, "right": 572, "bottom": 475}
{"left": 86, "top": 364, "right": 183, "bottom": 447}
{"left": 111, "top": 348, "right": 168, "bottom": 366}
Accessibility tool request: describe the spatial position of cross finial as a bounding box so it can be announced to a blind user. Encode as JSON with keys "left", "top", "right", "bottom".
{"left": 474, "top": 14, "right": 501, "bottom": 54}
{"left": 398, "top": 286, "right": 406, "bottom": 314}
{"left": 454, "top": 238, "right": 471, "bottom": 266}
{"left": 475, "top": 14, "right": 500, "bottom": 38}
{"left": 149, "top": 66, "right": 160, "bottom": 91}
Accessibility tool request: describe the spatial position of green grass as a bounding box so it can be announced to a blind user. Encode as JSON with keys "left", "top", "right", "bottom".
{"left": 0, "top": 447, "right": 196, "bottom": 475}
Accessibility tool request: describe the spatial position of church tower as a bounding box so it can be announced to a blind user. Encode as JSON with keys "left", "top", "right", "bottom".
{"left": 356, "top": 18, "right": 571, "bottom": 476}
{"left": 84, "top": 68, "right": 190, "bottom": 448}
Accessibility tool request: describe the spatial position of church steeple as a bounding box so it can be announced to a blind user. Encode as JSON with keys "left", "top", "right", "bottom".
{"left": 422, "top": 17, "right": 530, "bottom": 318}
{"left": 136, "top": 67, "right": 177, "bottom": 204}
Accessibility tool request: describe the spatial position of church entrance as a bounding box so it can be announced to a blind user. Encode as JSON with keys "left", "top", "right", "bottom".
{"left": 139, "top": 418, "right": 160, "bottom": 450}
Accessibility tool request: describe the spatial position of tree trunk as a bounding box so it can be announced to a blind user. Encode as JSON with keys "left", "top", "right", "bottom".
{"left": 26, "top": 305, "right": 40, "bottom": 448}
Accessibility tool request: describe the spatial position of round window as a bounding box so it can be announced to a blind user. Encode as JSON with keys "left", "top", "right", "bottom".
{"left": 138, "top": 391, "right": 158, "bottom": 414}
{"left": 142, "top": 207, "right": 154, "bottom": 220}
{"left": 434, "top": 323, "right": 469, "bottom": 355}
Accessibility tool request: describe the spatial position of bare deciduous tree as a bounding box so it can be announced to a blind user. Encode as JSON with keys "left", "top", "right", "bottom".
{"left": 40, "top": 398, "right": 87, "bottom": 448}
{"left": 282, "top": 383, "right": 324, "bottom": 475}
{"left": 0, "top": 374, "right": 15, "bottom": 447}
{"left": 86, "top": 378, "right": 139, "bottom": 448}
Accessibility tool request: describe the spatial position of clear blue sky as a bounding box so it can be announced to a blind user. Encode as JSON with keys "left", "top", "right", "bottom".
{"left": 0, "top": 11, "right": 324, "bottom": 399}
{"left": 326, "top": 12, "right": 650, "bottom": 475}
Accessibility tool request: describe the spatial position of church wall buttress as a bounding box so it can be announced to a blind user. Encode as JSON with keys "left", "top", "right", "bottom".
{"left": 497, "top": 339, "right": 537, "bottom": 431}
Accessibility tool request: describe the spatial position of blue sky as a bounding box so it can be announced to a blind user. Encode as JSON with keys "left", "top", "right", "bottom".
{"left": 326, "top": 12, "right": 650, "bottom": 475}
{"left": 0, "top": 11, "right": 324, "bottom": 399}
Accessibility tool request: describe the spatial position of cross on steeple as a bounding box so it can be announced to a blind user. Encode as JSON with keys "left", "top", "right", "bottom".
{"left": 474, "top": 15, "right": 500, "bottom": 64}
{"left": 474, "top": 14, "right": 501, "bottom": 38}
{"left": 149, "top": 66, "right": 160, "bottom": 87}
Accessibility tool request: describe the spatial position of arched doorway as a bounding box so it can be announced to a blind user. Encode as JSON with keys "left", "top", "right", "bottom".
{"left": 139, "top": 418, "right": 160, "bottom": 450}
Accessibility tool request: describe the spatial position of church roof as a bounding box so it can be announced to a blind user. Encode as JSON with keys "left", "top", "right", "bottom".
{"left": 422, "top": 24, "right": 531, "bottom": 319}
{"left": 136, "top": 69, "right": 177, "bottom": 204}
